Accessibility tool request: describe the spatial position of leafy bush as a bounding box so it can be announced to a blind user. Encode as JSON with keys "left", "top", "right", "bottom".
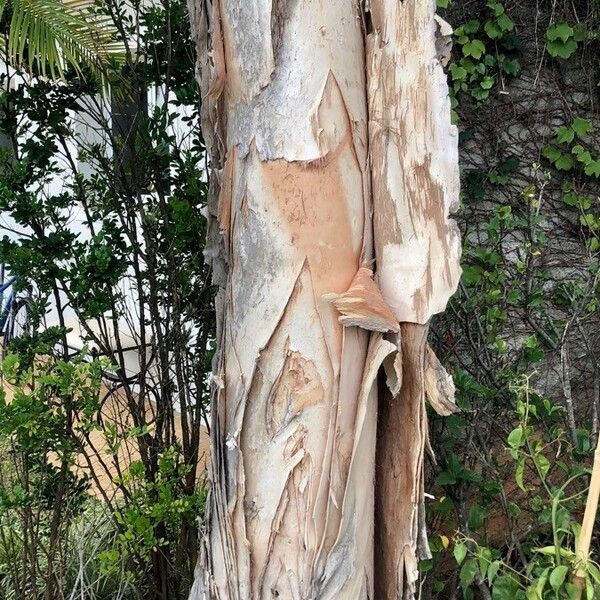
{"left": 0, "top": 0, "right": 212, "bottom": 598}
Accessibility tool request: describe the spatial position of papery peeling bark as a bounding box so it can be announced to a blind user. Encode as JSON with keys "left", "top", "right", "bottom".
{"left": 367, "top": 1, "right": 461, "bottom": 598}
{"left": 188, "top": 0, "right": 461, "bottom": 598}
{"left": 367, "top": 0, "right": 461, "bottom": 325}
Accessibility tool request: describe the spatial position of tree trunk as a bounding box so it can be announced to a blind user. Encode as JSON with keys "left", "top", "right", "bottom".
{"left": 187, "top": 1, "right": 460, "bottom": 598}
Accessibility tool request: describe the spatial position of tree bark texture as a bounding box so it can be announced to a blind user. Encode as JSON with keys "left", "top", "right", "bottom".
{"left": 187, "top": 1, "right": 460, "bottom": 599}
{"left": 367, "top": 4, "right": 460, "bottom": 598}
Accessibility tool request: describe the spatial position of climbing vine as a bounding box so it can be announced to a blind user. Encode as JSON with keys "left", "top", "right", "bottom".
{"left": 424, "top": 0, "right": 600, "bottom": 598}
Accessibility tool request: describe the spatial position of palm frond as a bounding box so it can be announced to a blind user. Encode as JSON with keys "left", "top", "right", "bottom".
{"left": 5, "top": 0, "right": 125, "bottom": 79}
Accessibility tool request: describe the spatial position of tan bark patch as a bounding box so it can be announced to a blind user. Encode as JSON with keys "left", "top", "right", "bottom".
{"left": 267, "top": 349, "right": 324, "bottom": 437}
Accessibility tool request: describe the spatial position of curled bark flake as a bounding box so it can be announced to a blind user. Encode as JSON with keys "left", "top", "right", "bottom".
{"left": 424, "top": 345, "right": 458, "bottom": 417}
{"left": 383, "top": 341, "right": 403, "bottom": 397}
{"left": 325, "top": 267, "right": 399, "bottom": 333}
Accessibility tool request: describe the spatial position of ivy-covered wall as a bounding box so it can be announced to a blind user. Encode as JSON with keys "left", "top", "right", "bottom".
{"left": 425, "top": 1, "right": 600, "bottom": 598}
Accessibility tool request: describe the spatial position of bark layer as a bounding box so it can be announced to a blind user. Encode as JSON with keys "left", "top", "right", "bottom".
{"left": 367, "top": 2, "right": 461, "bottom": 597}
{"left": 367, "top": 0, "right": 461, "bottom": 325}
{"left": 188, "top": 1, "right": 461, "bottom": 599}
{"left": 375, "top": 324, "right": 429, "bottom": 600}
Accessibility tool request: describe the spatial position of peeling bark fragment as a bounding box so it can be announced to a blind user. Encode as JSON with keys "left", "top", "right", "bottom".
{"left": 367, "top": 0, "right": 462, "bottom": 325}
{"left": 367, "top": 2, "right": 461, "bottom": 598}
{"left": 325, "top": 267, "right": 400, "bottom": 333}
{"left": 375, "top": 324, "right": 430, "bottom": 600}
{"left": 424, "top": 345, "right": 458, "bottom": 417}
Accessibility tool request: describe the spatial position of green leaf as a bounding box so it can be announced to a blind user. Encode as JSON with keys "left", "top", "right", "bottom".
{"left": 587, "top": 562, "right": 600, "bottom": 584}
{"left": 584, "top": 160, "right": 600, "bottom": 178}
{"left": 576, "top": 429, "right": 592, "bottom": 454}
{"left": 547, "top": 38, "right": 578, "bottom": 59}
{"left": 488, "top": 560, "right": 501, "bottom": 586}
{"left": 581, "top": 213, "right": 600, "bottom": 230}
{"left": 502, "top": 59, "right": 520, "bottom": 76}
{"left": 468, "top": 504, "right": 488, "bottom": 530}
{"left": 573, "top": 23, "right": 587, "bottom": 42}
{"left": 585, "top": 577, "right": 595, "bottom": 600}
{"left": 515, "top": 457, "right": 526, "bottom": 491}
{"left": 472, "top": 87, "right": 490, "bottom": 101}
{"left": 462, "top": 20, "right": 481, "bottom": 35}
{"left": 462, "top": 264, "right": 483, "bottom": 285}
{"left": 555, "top": 153, "right": 574, "bottom": 171}
{"left": 493, "top": 574, "right": 520, "bottom": 599}
{"left": 463, "top": 39, "right": 486, "bottom": 59}
{"left": 477, "top": 547, "right": 493, "bottom": 579}
{"left": 461, "top": 469, "right": 482, "bottom": 484}
{"left": 542, "top": 145, "right": 562, "bottom": 162}
{"left": 484, "top": 20, "right": 502, "bottom": 39}
{"left": 497, "top": 13, "right": 514, "bottom": 32}
{"left": 7, "top": 0, "right": 125, "bottom": 80}
{"left": 534, "top": 453, "right": 550, "bottom": 478}
{"left": 555, "top": 126, "right": 575, "bottom": 144}
{"left": 525, "top": 585, "right": 538, "bottom": 600}
{"left": 547, "top": 22, "right": 574, "bottom": 43}
{"left": 454, "top": 542, "right": 468, "bottom": 565}
{"left": 508, "top": 501, "right": 521, "bottom": 518}
{"left": 535, "top": 567, "right": 550, "bottom": 597}
{"left": 481, "top": 76, "right": 495, "bottom": 90}
{"left": 573, "top": 146, "right": 593, "bottom": 165}
{"left": 450, "top": 64, "right": 468, "bottom": 81}
{"left": 507, "top": 426, "right": 524, "bottom": 449}
{"left": 550, "top": 565, "right": 569, "bottom": 592}
{"left": 436, "top": 471, "right": 457, "bottom": 485}
{"left": 460, "top": 558, "right": 479, "bottom": 590}
{"left": 419, "top": 558, "right": 433, "bottom": 573}
{"left": 486, "top": 1, "right": 505, "bottom": 17}
{"left": 572, "top": 117, "right": 593, "bottom": 137}
{"left": 534, "top": 546, "right": 562, "bottom": 556}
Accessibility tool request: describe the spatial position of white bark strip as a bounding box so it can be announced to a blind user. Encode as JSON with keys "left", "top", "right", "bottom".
{"left": 367, "top": 0, "right": 461, "bottom": 325}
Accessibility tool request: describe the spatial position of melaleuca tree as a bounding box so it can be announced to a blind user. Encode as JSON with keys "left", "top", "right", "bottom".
{"left": 187, "top": 1, "right": 461, "bottom": 598}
